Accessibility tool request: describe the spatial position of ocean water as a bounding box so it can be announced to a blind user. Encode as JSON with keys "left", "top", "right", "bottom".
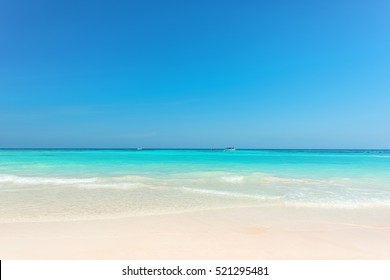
{"left": 1, "top": 149, "right": 390, "bottom": 222}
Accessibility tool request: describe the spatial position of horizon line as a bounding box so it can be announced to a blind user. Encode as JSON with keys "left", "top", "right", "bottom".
{"left": 1, "top": 148, "right": 390, "bottom": 150}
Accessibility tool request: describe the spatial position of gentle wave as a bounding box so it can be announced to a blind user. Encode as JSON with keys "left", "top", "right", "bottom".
{"left": 179, "top": 187, "right": 390, "bottom": 208}
{"left": 0, "top": 172, "right": 351, "bottom": 185}
{"left": 0, "top": 174, "right": 153, "bottom": 184}
{"left": 286, "top": 200, "right": 390, "bottom": 209}
{"left": 0, "top": 174, "right": 97, "bottom": 185}
{"left": 78, "top": 182, "right": 155, "bottom": 190}
{"left": 178, "top": 186, "right": 281, "bottom": 201}
{"left": 1, "top": 173, "right": 390, "bottom": 210}
{"left": 220, "top": 176, "right": 244, "bottom": 183}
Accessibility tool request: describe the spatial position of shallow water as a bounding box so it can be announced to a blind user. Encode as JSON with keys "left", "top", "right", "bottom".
{"left": 1, "top": 149, "right": 390, "bottom": 221}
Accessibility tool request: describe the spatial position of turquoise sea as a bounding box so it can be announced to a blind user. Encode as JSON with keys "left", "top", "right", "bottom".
{"left": 1, "top": 149, "right": 390, "bottom": 222}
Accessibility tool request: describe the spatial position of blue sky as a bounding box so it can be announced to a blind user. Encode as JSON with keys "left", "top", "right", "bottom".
{"left": 0, "top": 0, "right": 389, "bottom": 148}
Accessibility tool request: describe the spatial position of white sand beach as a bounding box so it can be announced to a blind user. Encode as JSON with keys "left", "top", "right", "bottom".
{"left": 1, "top": 206, "right": 390, "bottom": 259}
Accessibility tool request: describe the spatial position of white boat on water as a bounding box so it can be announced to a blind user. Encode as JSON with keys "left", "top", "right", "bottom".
{"left": 224, "top": 147, "right": 236, "bottom": 151}
{"left": 137, "top": 147, "right": 143, "bottom": 151}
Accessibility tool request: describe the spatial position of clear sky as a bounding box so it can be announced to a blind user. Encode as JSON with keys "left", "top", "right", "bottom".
{"left": 0, "top": 0, "right": 389, "bottom": 148}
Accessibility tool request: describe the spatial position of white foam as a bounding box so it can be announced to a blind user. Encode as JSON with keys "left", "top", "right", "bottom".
{"left": 254, "top": 173, "right": 347, "bottom": 186}
{"left": 220, "top": 176, "right": 244, "bottom": 184}
{"left": 179, "top": 186, "right": 280, "bottom": 201}
{"left": 78, "top": 182, "right": 157, "bottom": 190}
{"left": 0, "top": 174, "right": 97, "bottom": 185}
{"left": 285, "top": 199, "right": 390, "bottom": 209}
{"left": 0, "top": 174, "right": 162, "bottom": 191}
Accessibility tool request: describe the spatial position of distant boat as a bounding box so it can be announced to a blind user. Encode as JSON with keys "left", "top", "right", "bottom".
{"left": 137, "top": 147, "right": 143, "bottom": 151}
{"left": 224, "top": 147, "right": 236, "bottom": 151}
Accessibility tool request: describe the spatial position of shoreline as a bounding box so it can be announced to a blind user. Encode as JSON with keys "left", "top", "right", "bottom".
{"left": 1, "top": 206, "right": 390, "bottom": 259}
